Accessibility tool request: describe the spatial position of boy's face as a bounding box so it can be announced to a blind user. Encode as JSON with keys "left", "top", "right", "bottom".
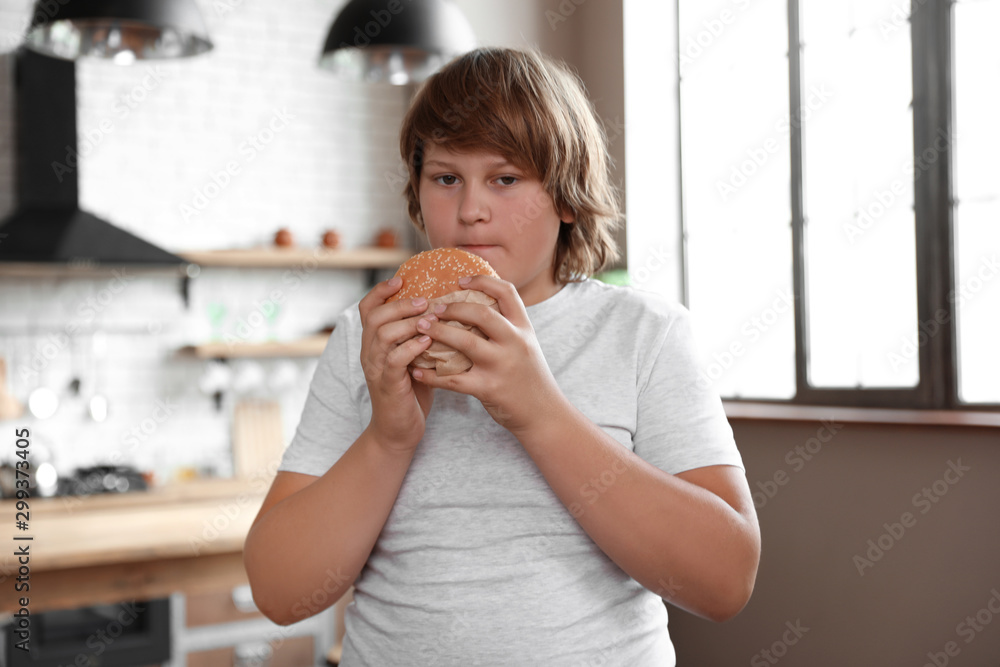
{"left": 417, "top": 143, "right": 571, "bottom": 307}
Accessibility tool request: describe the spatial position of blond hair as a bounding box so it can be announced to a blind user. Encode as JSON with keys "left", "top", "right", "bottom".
{"left": 399, "top": 47, "right": 621, "bottom": 283}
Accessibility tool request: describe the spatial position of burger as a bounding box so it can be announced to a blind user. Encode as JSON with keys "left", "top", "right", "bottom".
{"left": 387, "top": 248, "right": 500, "bottom": 375}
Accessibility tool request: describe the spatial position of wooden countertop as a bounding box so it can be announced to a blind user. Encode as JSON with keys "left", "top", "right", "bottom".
{"left": 0, "top": 478, "right": 266, "bottom": 576}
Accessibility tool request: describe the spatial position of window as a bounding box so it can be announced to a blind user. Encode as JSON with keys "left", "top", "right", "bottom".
{"left": 678, "top": 0, "right": 999, "bottom": 408}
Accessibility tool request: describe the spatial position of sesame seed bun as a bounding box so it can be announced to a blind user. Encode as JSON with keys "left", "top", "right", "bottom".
{"left": 386, "top": 248, "right": 498, "bottom": 302}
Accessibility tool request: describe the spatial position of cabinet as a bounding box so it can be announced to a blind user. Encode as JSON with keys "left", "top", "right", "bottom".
{"left": 169, "top": 587, "right": 334, "bottom": 667}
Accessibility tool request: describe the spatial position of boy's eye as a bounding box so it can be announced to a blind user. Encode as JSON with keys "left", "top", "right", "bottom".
{"left": 496, "top": 176, "right": 518, "bottom": 186}
{"left": 435, "top": 175, "right": 459, "bottom": 186}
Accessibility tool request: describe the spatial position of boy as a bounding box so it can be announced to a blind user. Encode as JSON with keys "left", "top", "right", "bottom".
{"left": 244, "top": 48, "right": 760, "bottom": 665}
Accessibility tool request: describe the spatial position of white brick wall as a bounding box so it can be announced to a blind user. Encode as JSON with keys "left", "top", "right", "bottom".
{"left": 0, "top": 0, "right": 415, "bottom": 482}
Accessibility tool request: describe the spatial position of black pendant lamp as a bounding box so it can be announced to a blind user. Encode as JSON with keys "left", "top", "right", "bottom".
{"left": 319, "top": 0, "right": 475, "bottom": 85}
{"left": 23, "top": 0, "right": 213, "bottom": 63}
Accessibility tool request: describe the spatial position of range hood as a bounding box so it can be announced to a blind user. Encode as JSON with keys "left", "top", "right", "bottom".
{"left": 0, "top": 48, "right": 186, "bottom": 269}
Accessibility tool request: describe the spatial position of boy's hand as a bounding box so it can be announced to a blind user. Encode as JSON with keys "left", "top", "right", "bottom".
{"left": 358, "top": 276, "right": 437, "bottom": 453}
{"left": 408, "top": 275, "right": 564, "bottom": 437}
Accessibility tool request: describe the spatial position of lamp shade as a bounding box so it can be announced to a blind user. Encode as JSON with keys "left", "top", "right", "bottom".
{"left": 319, "top": 0, "right": 475, "bottom": 85}
{"left": 23, "top": 0, "right": 212, "bottom": 63}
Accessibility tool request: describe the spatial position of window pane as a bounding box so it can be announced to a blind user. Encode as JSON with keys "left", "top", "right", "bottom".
{"left": 954, "top": 0, "right": 1000, "bottom": 404}
{"left": 800, "top": 0, "right": 918, "bottom": 388}
{"left": 679, "top": 0, "right": 795, "bottom": 399}
{"left": 953, "top": 1, "right": 1000, "bottom": 204}
{"left": 954, "top": 203, "right": 1000, "bottom": 404}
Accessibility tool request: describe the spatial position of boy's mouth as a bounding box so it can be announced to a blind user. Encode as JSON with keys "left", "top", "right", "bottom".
{"left": 458, "top": 244, "right": 498, "bottom": 255}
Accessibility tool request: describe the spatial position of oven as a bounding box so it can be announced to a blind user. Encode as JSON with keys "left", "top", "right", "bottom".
{"left": 4, "top": 598, "right": 170, "bottom": 666}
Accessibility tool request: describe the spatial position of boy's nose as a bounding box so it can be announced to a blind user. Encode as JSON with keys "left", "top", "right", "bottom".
{"left": 458, "top": 185, "right": 489, "bottom": 225}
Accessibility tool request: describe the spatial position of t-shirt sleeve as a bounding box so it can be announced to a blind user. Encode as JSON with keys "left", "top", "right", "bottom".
{"left": 278, "top": 306, "right": 366, "bottom": 477}
{"left": 632, "top": 303, "right": 744, "bottom": 475}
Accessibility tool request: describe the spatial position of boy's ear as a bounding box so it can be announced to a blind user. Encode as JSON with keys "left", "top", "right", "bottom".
{"left": 558, "top": 206, "right": 576, "bottom": 224}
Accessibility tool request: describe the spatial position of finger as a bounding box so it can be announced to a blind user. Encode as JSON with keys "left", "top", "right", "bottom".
{"left": 458, "top": 275, "right": 530, "bottom": 327}
{"left": 384, "top": 333, "right": 434, "bottom": 372}
{"left": 416, "top": 316, "right": 493, "bottom": 363}
{"left": 411, "top": 364, "right": 468, "bottom": 394}
{"left": 411, "top": 361, "right": 489, "bottom": 406}
{"left": 372, "top": 334, "right": 434, "bottom": 400}
{"left": 429, "top": 300, "right": 514, "bottom": 344}
{"left": 361, "top": 296, "right": 432, "bottom": 350}
{"left": 358, "top": 275, "right": 403, "bottom": 321}
{"left": 374, "top": 312, "right": 438, "bottom": 352}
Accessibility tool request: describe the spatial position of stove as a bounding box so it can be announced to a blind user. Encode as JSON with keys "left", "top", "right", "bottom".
{"left": 54, "top": 465, "right": 149, "bottom": 497}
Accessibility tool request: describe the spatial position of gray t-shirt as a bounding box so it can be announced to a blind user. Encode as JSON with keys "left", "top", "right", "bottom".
{"left": 280, "top": 278, "right": 744, "bottom": 666}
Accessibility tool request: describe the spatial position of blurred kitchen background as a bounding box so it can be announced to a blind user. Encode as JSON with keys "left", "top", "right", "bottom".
{"left": 0, "top": 0, "right": 628, "bottom": 486}
{"left": 1, "top": 0, "right": 999, "bottom": 666}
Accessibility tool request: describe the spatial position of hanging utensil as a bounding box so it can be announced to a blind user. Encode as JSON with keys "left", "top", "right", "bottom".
{"left": 88, "top": 330, "right": 109, "bottom": 423}
{"left": 64, "top": 333, "right": 85, "bottom": 415}
{"left": 198, "top": 360, "right": 231, "bottom": 412}
{"left": 27, "top": 329, "right": 59, "bottom": 420}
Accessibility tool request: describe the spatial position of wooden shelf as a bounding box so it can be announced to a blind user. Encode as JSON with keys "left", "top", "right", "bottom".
{"left": 178, "top": 246, "right": 412, "bottom": 269}
{"left": 181, "top": 332, "right": 330, "bottom": 359}
{"left": 0, "top": 247, "right": 412, "bottom": 275}
{"left": 0, "top": 262, "right": 188, "bottom": 278}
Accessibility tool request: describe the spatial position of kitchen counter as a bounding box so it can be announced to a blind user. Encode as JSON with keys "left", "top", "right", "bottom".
{"left": 0, "top": 478, "right": 267, "bottom": 614}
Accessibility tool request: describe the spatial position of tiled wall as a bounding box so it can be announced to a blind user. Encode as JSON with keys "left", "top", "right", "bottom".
{"left": 0, "top": 0, "right": 414, "bottom": 482}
